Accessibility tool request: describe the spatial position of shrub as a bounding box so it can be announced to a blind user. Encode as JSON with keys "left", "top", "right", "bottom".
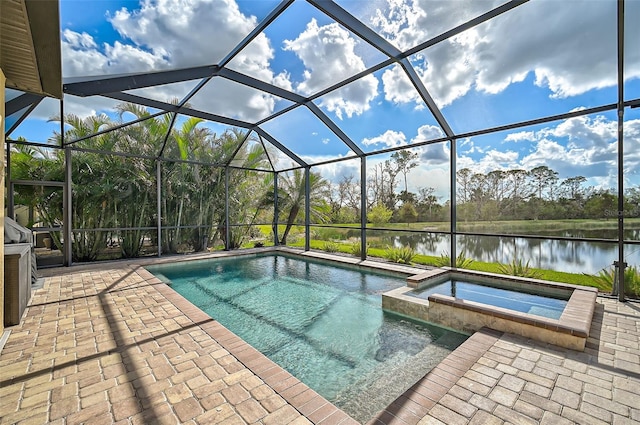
{"left": 253, "top": 241, "right": 264, "bottom": 248}
{"left": 350, "top": 241, "right": 368, "bottom": 257}
{"left": 498, "top": 258, "right": 542, "bottom": 279}
{"left": 384, "top": 246, "right": 416, "bottom": 264}
{"left": 625, "top": 266, "right": 640, "bottom": 297}
{"left": 434, "top": 251, "right": 473, "bottom": 268}
{"left": 590, "top": 265, "right": 640, "bottom": 295}
{"left": 322, "top": 241, "right": 340, "bottom": 253}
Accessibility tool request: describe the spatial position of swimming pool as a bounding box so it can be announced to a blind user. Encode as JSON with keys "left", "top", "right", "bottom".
{"left": 383, "top": 269, "right": 598, "bottom": 351}
{"left": 148, "top": 254, "right": 467, "bottom": 422}
{"left": 408, "top": 278, "right": 568, "bottom": 319}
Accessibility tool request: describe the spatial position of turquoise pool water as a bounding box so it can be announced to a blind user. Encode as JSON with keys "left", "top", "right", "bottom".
{"left": 410, "top": 279, "right": 569, "bottom": 319}
{"left": 148, "top": 254, "right": 467, "bottom": 422}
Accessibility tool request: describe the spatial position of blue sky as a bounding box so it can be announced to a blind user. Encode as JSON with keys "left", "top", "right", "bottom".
{"left": 7, "top": 0, "right": 640, "bottom": 198}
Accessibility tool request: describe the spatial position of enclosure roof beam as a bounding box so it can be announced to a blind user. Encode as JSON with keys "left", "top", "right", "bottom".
{"left": 64, "top": 110, "right": 170, "bottom": 147}
{"left": 6, "top": 92, "right": 44, "bottom": 116}
{"left": 255, "top": 102, "right": 302, "bottom": 127}
{"left": 306, "top": 1, "right": 528, "bottom": 104}
{"left": 307, "top": 0, "right": 531, "bottom": 141}
{"left": 403, "top": 0, "right": 529, "bottom": 58}
{"left": 103, "top": 91, "right": 254, "bottom": 129}
{"left": 6, "top": 98, "right": 43, "bottom": 137}
{"left": 308, "top": 0, "right": 455, "bottom": 139}
{"left": 224, "top": 131, "right": 252, "bottom": 167}
{"left": 218, "top": 0, "right": 295, "bottom": 68}
{"left": 307, "top": 0, "right": 402, "bottom": 59}
{"left": 400, "top": 58, "right": 455, "bottom": 138}
{"left": 253, "top": 126, "right": 307, "bottom": 167}
{"left": 157, "top": 112, "right": 179, "bottom": 158}
{"left": 180, "top": 106, "right": 254, "bottom": 129}
{"left": 102, "top": 92, "right": 180, "bottom": 112}
{"left": 218, "top": 68, "right": 307, "bottom": 104}
{"left": 63, "top": 65, "right": 220, "bottom": 97}
{"left": 257, "top": 133, "right": 276, "bottom": 171}
{"left": 305, "top": 101, "right": 364, "bottom": 157}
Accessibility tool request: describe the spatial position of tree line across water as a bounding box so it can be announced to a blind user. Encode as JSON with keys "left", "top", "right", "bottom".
{"left": 325, "top": 153, "right": 640, "bottom": 225}
{"left": 9, "top": 103, "right": 639, "bottom": 262}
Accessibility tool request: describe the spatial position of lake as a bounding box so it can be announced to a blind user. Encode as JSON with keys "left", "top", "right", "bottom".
{"left": 374, "top": 232, "right": 640, "bottom": 274}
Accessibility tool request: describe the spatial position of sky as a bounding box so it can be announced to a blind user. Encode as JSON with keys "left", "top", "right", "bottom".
{"left": 6, "top": 0, "right": 640, "bottom": 199}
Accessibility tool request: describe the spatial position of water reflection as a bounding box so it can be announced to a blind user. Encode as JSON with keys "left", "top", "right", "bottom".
{"left": 376, "top": 233, "right": 640, "bottom": 274}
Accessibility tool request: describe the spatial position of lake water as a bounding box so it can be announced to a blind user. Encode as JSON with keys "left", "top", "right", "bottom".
{"left": 376, "top": 233, "right": 640, "bottom": 274}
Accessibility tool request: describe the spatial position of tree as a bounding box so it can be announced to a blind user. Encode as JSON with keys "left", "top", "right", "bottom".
{"left": 584, "top": 190, "right": 617, "bottom": 219}
{"left": 560, "top": 176, "right": 587, "bottom": 200}
{"left": 367, "top": 163, "right": 394, "bottom": 209}
{"left": 417, "top": 186, "right": 441, "bottom": 221}
{"left": 391, "top": 150, "right": 419, "bottom": 194}
{"left": 529, "top": 165, "right": 559, "bottom": 201}
{"left": 505, "top": 169, "right": 529, "bottom": 217}
{"left": 367, "top": 151, "right": 418, "bottom": 211}
{"left": 327, "top": 175, "right": 360, "bottom": 224}
{"left": 368, "top": 203, "right": 393, "bottom": 225}
{"left": 277, "top": 169, "right": 330, "bottom": 244}
{"left": 625, "top": 186, "right": 640, "bottom": 217}
{"left": 485, "top": 170, "right": 506, "bottom": 205}
{"left": 398, "top": 202, "right": 418, "bottom": 224}
{"left": 398, "top": 190, "right": 417, "bottom": 205}
{"left": 19, "top": 103, "right": 274, "bottom": 261}
{"left": 223, "top": 141, "right": 272, "bottom": 249}
{"left": 340, "top": 175, "right": 362, "bottom": 220}
{"left": 456, "top": 168, "right": 473, "bottom": 204}
{"left": 49, "top": 114, "right": 117, "bottom": 261}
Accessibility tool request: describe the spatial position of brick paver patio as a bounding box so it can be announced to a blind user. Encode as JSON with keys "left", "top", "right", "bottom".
{"left": 1, "top": 256, "right": 639, "bottom": 424}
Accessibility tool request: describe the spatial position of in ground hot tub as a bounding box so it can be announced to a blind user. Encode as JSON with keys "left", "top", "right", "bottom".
{"left": 382, "top": 268, "right": 597, "bottom": 351}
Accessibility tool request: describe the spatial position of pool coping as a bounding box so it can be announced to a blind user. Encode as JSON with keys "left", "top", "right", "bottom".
{"left": 134, "top": 248, "right": 503, "bottom": 424}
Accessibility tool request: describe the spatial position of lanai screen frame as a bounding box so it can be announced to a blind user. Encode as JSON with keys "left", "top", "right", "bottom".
{"left": 4, "top": 0, "right": 640, "bottom": 301}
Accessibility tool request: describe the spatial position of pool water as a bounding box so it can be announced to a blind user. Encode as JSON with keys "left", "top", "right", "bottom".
{"left": 409, "top": 279, "right": 569, "bottom": 319}
{"left": 149, "top": 254, "right": 467, "bottom": 422}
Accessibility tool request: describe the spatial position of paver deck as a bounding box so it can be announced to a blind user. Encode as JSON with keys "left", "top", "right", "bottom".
{"left": 1, "top": 255, "right": 639, "bottom": 424}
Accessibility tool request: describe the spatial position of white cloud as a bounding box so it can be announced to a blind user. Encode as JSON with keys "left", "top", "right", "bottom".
{"left": 543, "top": 115, "right": 618, "bottom": 149}
{"left": 283, "top": 19, "right": 378, "bottom": 119}
{"left": 504, "top": 131, "right": 536, "bottom": 143}
{"left": 414, "top": 124, "right": 445, "bottom": 141}
{"left": 362, "top": 129, "right": 406, "bottom": 148}
{"left": 306, "top": 159, "right": 362, "bottom": 184}
{"left": 359, "top": 124, "right": 449, "bottom": 166}
{"left": 418, "top": 143, "right": 449, "bottom": 165}
{"left": 381, "top": 64, "right": 422, "bottom": 108}
{"left": 371, "top": 0, "right": 496, "bottom": 51}
{"left": 62, "top": 29, "right": 98, "bottom": 50}
{"left": 371, "top": 0, "right": 640, "bottom": 109}
{"left": 60, "top": 0, "right": 288, "bottom": 122}
{"left": 458, "top": 114, "right": 640, "bottom": 189}
{"left": 411, "top": 124, "right": 448, "bottom": 164}
{"left": 109, "top": 0, "right": 257, "bottom": 68}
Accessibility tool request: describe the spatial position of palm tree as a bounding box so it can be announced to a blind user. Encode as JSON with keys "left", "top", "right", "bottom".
{"left": 277, "top": 169, "right": 330, "bottom": 244}
{"left": 49, "top": 114, "right": 116, "bottom": 261}
{"left": 14, "top": 103, "right": 278, "bottom": 260}
{"left": 216, "top": 131, "right": 271, "bottom": 249}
